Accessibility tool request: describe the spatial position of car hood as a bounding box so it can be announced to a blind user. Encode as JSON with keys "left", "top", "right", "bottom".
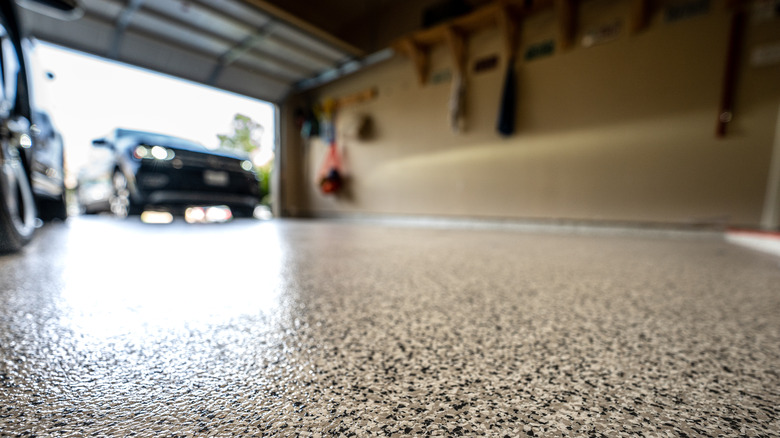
{"left": 121, "top": 132, "right": 248, "bottom": 161}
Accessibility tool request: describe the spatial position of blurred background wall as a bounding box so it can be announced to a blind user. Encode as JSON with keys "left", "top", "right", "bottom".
{"left": 280, "top": 0, "right": 780, "bottom": 229}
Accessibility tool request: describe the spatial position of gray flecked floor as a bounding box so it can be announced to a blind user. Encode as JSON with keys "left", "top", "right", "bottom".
{"left": 1, "top": 217, "right": 779, "bottom": 437}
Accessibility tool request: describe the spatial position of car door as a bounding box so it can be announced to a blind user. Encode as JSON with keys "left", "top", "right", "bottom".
{"left": 30, "top": 110, "right": 65, "bottom": 198}
{"left": 0, "top": 2, "right": 36, "bottom": 252}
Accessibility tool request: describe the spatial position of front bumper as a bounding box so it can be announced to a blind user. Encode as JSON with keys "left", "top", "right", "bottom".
{"left": 126, "top": 146, "right": 262, "bottom": 212}
{"left": 145, "top": 190, "right": 259, "bottom": 208}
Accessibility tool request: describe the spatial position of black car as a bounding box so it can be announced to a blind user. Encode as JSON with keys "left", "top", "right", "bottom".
{"left": 78, "top": 128, "right": 261, "bottom": 218}
{"left": 0, "top": 0, "right": 75, "bottom": 253}
{"left": 31, "top": 110, "right": 67, "bottom": 221}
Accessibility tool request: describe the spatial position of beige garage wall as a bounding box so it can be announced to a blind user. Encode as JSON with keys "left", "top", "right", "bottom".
{"left": 281, "top": 0, "right": 780, "bottom": 228}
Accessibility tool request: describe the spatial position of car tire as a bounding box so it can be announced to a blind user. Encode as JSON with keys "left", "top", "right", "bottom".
{"left": 110, "top": 171, "right": 140, "bottom": 218}
{"left": 0, "top": 142, "right": 37, "bottom": 253}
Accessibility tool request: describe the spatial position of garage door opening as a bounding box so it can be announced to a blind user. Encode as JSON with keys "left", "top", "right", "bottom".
{"left": 32, "top": 41, "right": 277, "bottom": 223}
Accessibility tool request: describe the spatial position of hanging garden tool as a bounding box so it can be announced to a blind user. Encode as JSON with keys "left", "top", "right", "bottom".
{"left": 314, "top": 89, "right": 378, "bottom": 195}
{"left": 298, "top": 106, "right": 319, "bottom": 140}
{"left": 319, "top": 98, "right": 337, "bottom": 144}
{"left": 496, "top": 55, "right": 517, "bottom": 137}
{"left": 449, "top": 69, "right": 467, "bottom": 133}
{"left": 497, "top": 2, "right": 521, "bottom": 137}
{"left": 446, "top": 27, "right": 468, "bottom": 133}
{"left": 317, "top": 98, "right": 342, "bottom": 195}
{"left": 319, "top": 141, "right": 343, "bottom": 194}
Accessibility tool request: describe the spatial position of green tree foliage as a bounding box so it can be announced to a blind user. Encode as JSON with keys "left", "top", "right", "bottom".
{"left": 217, "top": 114, "right": 272, "bottom": 205}
{"left": 217, "top": 114, "right": 264, "bottom": 155}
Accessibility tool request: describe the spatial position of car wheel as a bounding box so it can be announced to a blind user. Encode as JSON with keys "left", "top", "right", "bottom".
{"left": 110, "top": 171, "right": 137, "bottom": 218}
{"left": 0, "top": 142, "right": 37, "bottom": 252}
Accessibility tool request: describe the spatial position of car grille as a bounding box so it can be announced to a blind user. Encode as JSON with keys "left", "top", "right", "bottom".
{"left": 171, "top": 149, "right": 245, "bottom": 172}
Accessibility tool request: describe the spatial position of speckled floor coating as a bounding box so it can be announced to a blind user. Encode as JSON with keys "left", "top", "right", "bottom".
{"left": 1, "top": 217, "right": 779, "bottom": 437}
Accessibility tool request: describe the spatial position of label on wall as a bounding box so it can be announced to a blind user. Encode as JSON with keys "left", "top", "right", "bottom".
{"left": 751, "top": 0, "right": 780, "bottom": 22}
{"left": 524, "top": 40, "right": 555, "bottom": 61}
{"left": 582, "top": 21, "right": 623, "bottom": 48}
{"left": 431, "top": 69, "right": 453, "bottom": 85}
{"left": 473, "top": 55, "right": 499, "bottom": 73}
{"left": 665, "top": 0, "right": 710, "bottom": 23}
{"left": 751, "top": 42, "right": 780, "bottom": 67}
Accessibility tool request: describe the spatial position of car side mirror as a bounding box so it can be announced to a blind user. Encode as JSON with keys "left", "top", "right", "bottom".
{"left": 91, "top": 138, "right": 111, "bottom": 149}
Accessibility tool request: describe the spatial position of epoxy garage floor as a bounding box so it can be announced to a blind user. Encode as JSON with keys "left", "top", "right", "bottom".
{"left": 1, "top": 217, "right": 779, "bottom": 437}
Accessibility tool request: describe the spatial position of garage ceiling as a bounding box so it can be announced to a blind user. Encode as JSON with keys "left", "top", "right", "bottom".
{"left": 17, "top": 0, "right": 384, "bottom": 103}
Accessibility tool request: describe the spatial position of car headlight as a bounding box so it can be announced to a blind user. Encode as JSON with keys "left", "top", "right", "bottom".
{"left": 133, "top": 145, "right": 149, "bottom": 159}
{"left": 151, "top": 145, "right": 174, "bottom": 160}
{"left": 241, "top": 160, "right": 254, "bottom": 172}
{"left": 134, "top": 145, "right": 175, "bottom": 161}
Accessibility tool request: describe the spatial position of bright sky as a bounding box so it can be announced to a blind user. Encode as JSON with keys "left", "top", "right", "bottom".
{"left": 29, "top": 41, "right": 276, "bottom": 179}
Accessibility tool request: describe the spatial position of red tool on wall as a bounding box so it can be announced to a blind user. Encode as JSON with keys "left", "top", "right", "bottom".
{"left": 315, "top": 89, "right": 377, "bottom": 195}
{"left": 319, "top": 141, "right": 343, "bottom": 194}
{"left": 317, "top": 98, "right": 343, "bottom": 194}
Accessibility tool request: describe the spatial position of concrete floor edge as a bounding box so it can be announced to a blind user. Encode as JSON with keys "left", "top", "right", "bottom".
{"left": 297, "top": 213, "right": 727, "bottom": 239}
